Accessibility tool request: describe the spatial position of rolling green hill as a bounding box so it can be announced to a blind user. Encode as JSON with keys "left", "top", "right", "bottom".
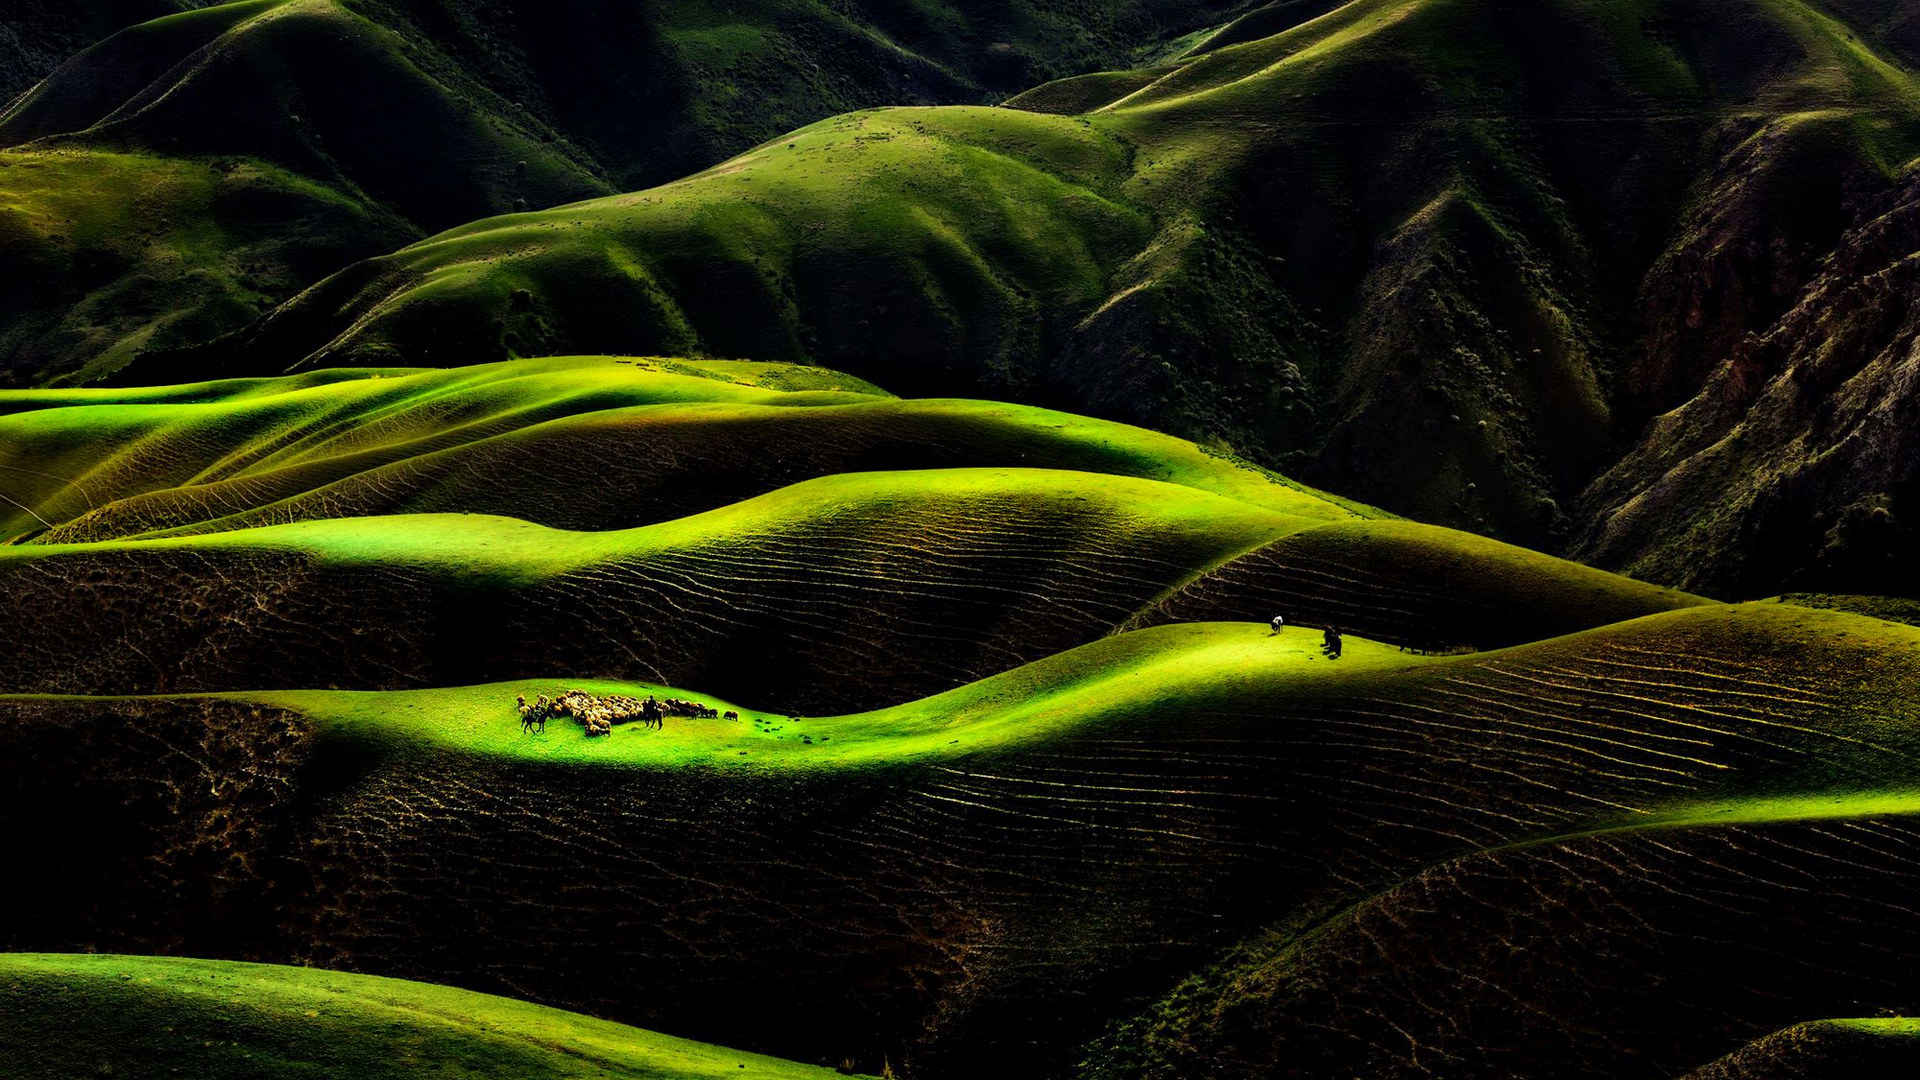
{"left": 134, "top": 0, "right": 1920, "bottom": 596}
{"left": 14, "top": 0, "right": 1920, "bottom": 597}
{"left": 0, "top": 356, "right": 1359, "bottom": 541}
{"left": 0, "top": 0, "right": 1257, "bottom": 387}
{"left": 1685, "top": 1019, "right": 1920, "bottom": 1079}
{"left": 0, "top": 357, "right": 1700, "bottom": 710}
{"left": 0, "top": 0, "right": 613, "bottom": 228}
{"left": 10, "top": 3, "right": 1920, "bottom": 1074}
{"left": 0, "top": 354, "right": 1755, "bottom": 1078}
{"left": 3, "top": 358, "right": 1917, "bottom": 1077}
{"left": 7, "top": 602, "right": 1920, "bottom": 1077}
{"left": 0, "top": 146, "right": 410, "bottom": 386}
{"left": 0, "top": 954, "right": 869, "bottom": 1079}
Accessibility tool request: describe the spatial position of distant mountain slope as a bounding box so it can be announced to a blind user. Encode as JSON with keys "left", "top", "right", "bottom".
{"left": 0, "top": 0, "right": 1256, "bottom": 386}
{"left": 148, "top": 0, "right": 1920, "bottom": 597}
{"left": 0, "top": 0, "right": 614, "bottom": 230}
{"left": 1574, "top": 162, "right": 1920, "bottom": 598}
{"left": 0, "top": 146, "right": 410, "bottom": 385}
{"left": 0, "top": 0, "right": 205, "bottom": 105}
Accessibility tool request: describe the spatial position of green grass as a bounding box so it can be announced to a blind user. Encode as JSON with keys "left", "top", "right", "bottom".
{"left": 243, "top": 622, "right": 1425, "bottom": 768}
{"left": 0, "top": 0, "right": 1254, "bottom": 387}
{"left": 1063, "top": 604, "right": 1920, "bottom": 1080}
{"left": 0, "top": 146, "right": 407, "bottom": 385}
{"left": 2, "top": 0, "right": 613, "bottom": 228}
{"left": 0, "top": 467, "right": 1311, "bottom": 584}
{"left": 0, "top": 358, "right": 1705, "bottom": 711}
{"left": 155, "top": 0, "right": 1920, "bottom": 566}
{"left": 233, "top": 105, "right": 1149, "bottom": 377}
{"left": 1685, "top": 1017, "right": 1920, "bottom": 1078}
{"left": 0, "top": 953, "right": 867, "bottom": 1079}
{"left": 0, "top": 356, "right": 1366, "bottom": 540}
{"left": 7, "top": 596, "right": 1917, "bottom": 1078}
{"left": 14, "top": 601, "right": 1908, "bottom": 793}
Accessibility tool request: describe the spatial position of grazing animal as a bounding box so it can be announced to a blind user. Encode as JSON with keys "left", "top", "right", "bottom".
{"left": 517, "top": 694, "right": 548, "bottom": 734}
{"left": 723, "top": 710, "right": 739, "bottom": 721}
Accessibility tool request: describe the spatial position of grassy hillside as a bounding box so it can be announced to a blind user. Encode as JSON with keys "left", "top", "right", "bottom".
{"left": 11, "top": 3, "right": 1920, "bottom": 1070}
{"left": 1686, "top": 1019, "right": 1920, "bottom": 1078}
{"left": 0, "top": 0, "right": 203, "bottom": 104}
{"left": 161, "top": 106, "right": 1153, "bottom": 382}
{"left": 0, "top": 357, "right": 1705, "bottom": 710}
{"left": 14, "top": 0, "right": 1920, "bottom": 595}
{"left": 0, "top": 357, "right": 1364, "bottom": 541}
{"left": 0, "top": 954, "right": 867, "bottom": 1079}
{"left": 153, "top": 0, "right": 1920, "bottom": 587}
{"left": 0, "top": 365, "right": 1908, "bottom": 1080}
{"left": 0, "top": 146, "right": 410, "bottom": 386}
{"left": 6, "top": 603, "right": 1919, "bottom": 1076}
{"left": 0, "top": 0, "right": 614, "bottom": 228}
{"left": 0, "top": 467, "right": 1689, "bottom": 707}
{"left": 0, "top": 0, "right": 1260, "bottom": 385}
{"left": 1082, "top": 787, "right": 1920, "bottom": 1079}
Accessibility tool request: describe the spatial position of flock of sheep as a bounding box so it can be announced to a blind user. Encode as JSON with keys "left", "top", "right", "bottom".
{"left": 517, "top": 689, "right": 740, "bottom": 736}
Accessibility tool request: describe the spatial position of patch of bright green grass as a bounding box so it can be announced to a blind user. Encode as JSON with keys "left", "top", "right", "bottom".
{"left": 13, "top": 602, "right": 1916, "bottom": 791}
{"left": 0, "top": 953, "right": 866, "bottom": 1080}
{"left": 1830, "top": 1017, "right": 1920, "bottom": 1035}
{"left": 0, "top": 467, "right": 1311, "bottom": 580}
{"left": 229, "top": 622, "right": 1414, "bottom": 769}
{"left": 0, "top": 357, "right": 1368, "bottom": 538}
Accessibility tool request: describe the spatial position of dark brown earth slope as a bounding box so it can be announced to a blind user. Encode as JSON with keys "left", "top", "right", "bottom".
{"left": 1577, "top": 164, "right": 1920, "bottom": 599}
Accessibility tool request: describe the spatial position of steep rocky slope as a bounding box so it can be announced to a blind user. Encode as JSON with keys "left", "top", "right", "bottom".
{"left": 1578, "top": 163, "right": 1920, "bottom": 598}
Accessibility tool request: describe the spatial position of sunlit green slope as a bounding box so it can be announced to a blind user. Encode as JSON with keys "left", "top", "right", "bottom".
{"left": 0, "top": 359, "right": 1698, "bottom": 712}
{"left": 167, "top": 0, "right": 1920, "bottom": 567}
{"left": 8, "top": 603, "right": 1920, "bottom": 1076}
{"left": 0, "top": 954, "right": 868, "bottom": 1080}
{"left": 0, "top": 473, "right": 1417, "bottom": 707}
{"left": 0, "top": 356, "right": 1354, "bottom": 541}
{"left": 1, "top": 0, "right": 1257, "bottom": 385}
{"left": 1686, "top": 1018, "right": 1920, "bottom": 1079}
{"left": 177, "top": 105, "right": 1151, "bottom": 383}
{"left": 41, "top": 603, "right": 1912, "bottom": 785}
